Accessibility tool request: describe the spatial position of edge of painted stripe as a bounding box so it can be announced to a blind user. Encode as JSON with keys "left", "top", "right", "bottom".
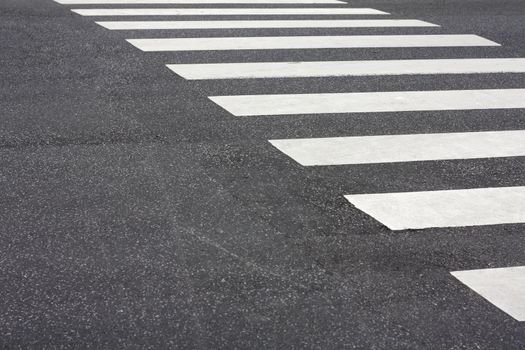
{"left": 57, "top": 0, "right": 345, "bottom": 3}
{"left": 344, "top": 186, "right": 525, "bottom": 230}
{"left": 71, "top": 8, "right": 390, "bottom": 16}
{"left": 451, "top": 266, "right": 525, "bottom": 321}
{"left": 268, "top": 129, "right": 525, "bottom": 166}
{"left": 97, "top": 19, "right": 438, "bottom": 31}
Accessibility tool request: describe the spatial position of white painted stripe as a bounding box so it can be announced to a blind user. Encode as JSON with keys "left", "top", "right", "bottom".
{"left": 169, "top": 58, "right": 525, "bottom": 80}
{"left": 58, "top": 0, "right": 344, "bottom": 3}
{"left": 269, "top": 130, "right": 525, "bottom": 166}
{"left": 452, "top": 266, "right": 525, "bottom": 321}
{"left": 73, "top": 8, "right": 389, "bottom": 16}
{"left": 99, "top": 19, "right": 436, "bottom": 30}
{"left": 210, "top": 88, "right": 524, "bottom": 116}
{"left": 345, "top": 186, "right": 525, "bottom": 230}
{"left": 128, "top": 34, "right": 497, "bottom": 52}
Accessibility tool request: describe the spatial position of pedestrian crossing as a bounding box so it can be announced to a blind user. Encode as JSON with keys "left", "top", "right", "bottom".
{"left": 57, "top": 0, "right": 525, "bottom": 321}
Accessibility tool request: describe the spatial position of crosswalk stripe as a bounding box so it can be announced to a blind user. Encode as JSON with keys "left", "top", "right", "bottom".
{"left": 210, "top": 88, "right": 524, "bottom": 116}
{"left": 73, "top": 8, "right": 388, "bottom": 16}
{"left": 451, "top": 266, "right": 525, "bottom": 321}
{"left": 58, "top": 0, "right": 344, "bottom": 3}
{"left": 167, "top": 57, "right": 525, "bottom": 80}
{"left": 98, "top": 19, "right": 437, "bottom": 30}
{"left": 344, "top": 186, "right": 525, "bottom": 230}
{"left": 269, "top": 130, "right": 525, "bottom": 166}
{"left": 127, "top": 34, "right": 498, "bottom": 52}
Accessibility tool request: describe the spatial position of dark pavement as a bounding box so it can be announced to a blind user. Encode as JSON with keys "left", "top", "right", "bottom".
{"left": 1, "top": 0, "right": 525, "bottom": 348}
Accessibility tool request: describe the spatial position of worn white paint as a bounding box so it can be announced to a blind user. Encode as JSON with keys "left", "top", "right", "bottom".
{"left": 452, "top": 266, "right": 525, "bottom": 321}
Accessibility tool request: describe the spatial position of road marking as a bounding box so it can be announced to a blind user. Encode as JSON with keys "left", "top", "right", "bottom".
{"left": 210, "top": 88, "right": 524, "bottom": 116}
{"left": 58, "top": 0, "right": 344, "bottom": 3}
{"left": 73, "top": 8, "right": 388, "bottom": 16}
{"left": 451, "top": 266, "right": 525, "bottom": 321}
{"left": 99, "top": 19, "right": 436, "bottom": 30}
{"left": 269, "top": 130, "right": 525, "bottom": 166}
{"left": 127, "top": 34, "right": 497, "bottom": 52}
{"left": 168, "top": 57, "right": 525, "bottom": 80}
{"left": 344, "top": 186, "right": 525, "bottom": 230}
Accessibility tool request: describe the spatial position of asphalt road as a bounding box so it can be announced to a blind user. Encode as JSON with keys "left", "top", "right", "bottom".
{"left": 1, "top": 0, "right": 525, "bottom": 348}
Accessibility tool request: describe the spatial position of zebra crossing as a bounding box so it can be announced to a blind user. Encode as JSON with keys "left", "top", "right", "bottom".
{"left": 56, "top": 0, "right": 525, "bottom": 322}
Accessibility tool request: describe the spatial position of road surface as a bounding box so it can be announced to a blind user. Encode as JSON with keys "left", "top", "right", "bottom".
{"left": 1, "top": 0, "right": 525, "bottom": 348}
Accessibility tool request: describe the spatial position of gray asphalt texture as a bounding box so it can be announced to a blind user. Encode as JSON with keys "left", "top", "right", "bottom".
{"left": 1, "top": 0, "right": 525, "bottom": 348}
